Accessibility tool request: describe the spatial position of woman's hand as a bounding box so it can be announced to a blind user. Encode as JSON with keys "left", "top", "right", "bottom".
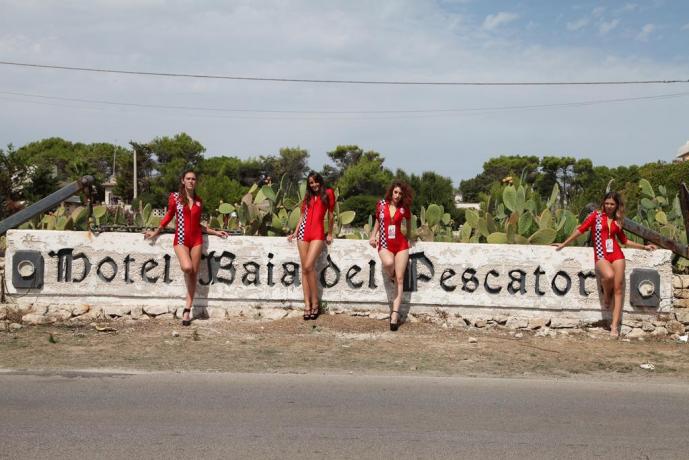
{"left": 368, "top": 236, "right": 376, "bottom": 248}
{"left": 326, "top": 233, "right": 333, "bottom": 245}
{"left": 215, "top": 230, "right": 229, "bottom": 239}
{"left": 644, "top": 243, "right": 657, "bottom": 251}
{"left": 287, "top": 233, "right": 295, "bottom": 242}
{"left": 552, "top": 243, "right": 565, "bottom": 251}
{"left": 143, "top": 229, "right": 160, "bottom": 240}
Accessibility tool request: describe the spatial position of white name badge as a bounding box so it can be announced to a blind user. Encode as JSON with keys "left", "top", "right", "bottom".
{"left": 605, "top": 238, "right": 614, "bottom": 253}
{"left": 387, "top": 225, "right": 396, "bottom": 239}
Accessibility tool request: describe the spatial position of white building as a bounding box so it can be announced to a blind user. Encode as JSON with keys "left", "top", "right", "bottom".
{"left": 676, "top": 140, "right": 689, "bottom": 162}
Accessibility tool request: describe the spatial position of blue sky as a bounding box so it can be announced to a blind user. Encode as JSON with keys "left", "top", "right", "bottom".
{"left": 442, "top": 1, "right": 687, "bottom": 59}
{"left": 1, "top": 0, "right": 688, "bottom": 185}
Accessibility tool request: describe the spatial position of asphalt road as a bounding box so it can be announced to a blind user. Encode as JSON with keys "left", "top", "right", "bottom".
{"left": 1, "top": 370, "right": 687, "bottom": 459}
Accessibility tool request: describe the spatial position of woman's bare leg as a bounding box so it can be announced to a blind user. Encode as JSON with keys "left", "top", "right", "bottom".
{"left": 391, "top": 249, "right": 409, "bottom": 325}
{"left": 303, "top": 240, "right": 325, "bottom": 311}
{"left": 174, "top": 245, "right": 201, "bottom": 322}
{"left": 610, "top": 259, "right": 626, "bottom": 337}
{"left": 297, "top": 241, "right": 312, "bottom": 314}
{"left": 595, "top": 259, "right": 615, "bottom": 309}
{"left": 378, "top": 249, "right": 395, "bottom": 282}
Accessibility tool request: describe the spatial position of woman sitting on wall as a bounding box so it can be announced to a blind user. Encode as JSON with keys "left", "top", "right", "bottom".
{"left": 369, "top": 180, "right": 414, "bottom": 331}
{"left": 555, "top": 191, "right": 655, "bottom": 337}
{"left": 144, "top": 169, "right": 228, "bottom": 326}
{"left": 287, "top": 171, "right": 335, "bottom": 320}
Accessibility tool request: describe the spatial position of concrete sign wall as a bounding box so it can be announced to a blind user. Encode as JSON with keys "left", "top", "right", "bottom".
{"left": 5, "top": 230, "right": 673, "bottom": 320}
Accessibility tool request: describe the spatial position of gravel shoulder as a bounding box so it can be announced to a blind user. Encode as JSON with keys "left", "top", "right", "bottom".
{"left": 1, "top": 314, "right": 688, "bottom": 381}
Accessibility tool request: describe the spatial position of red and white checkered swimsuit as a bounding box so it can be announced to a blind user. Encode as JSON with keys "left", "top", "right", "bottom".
{"left": 578, "top": 210, "right": 626, "bottom": 263}
{"left": 376, "top": 199, "right": 410, "bottom": 254}
{"left": 159, "top": 192, "right": 204, "bottom": 249}
{"left": 297, "top": 188, "right": 335, "bottom": 242}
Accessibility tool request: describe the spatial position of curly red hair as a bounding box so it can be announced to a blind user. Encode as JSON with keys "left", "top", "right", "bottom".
{"left": 384, "top": 180, "right": 413, "bottom": 210}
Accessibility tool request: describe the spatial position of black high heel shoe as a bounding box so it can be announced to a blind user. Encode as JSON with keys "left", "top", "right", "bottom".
{"left": 310, "top": 305, "right": 320, "bottom": 320}
{"left": 389, "top": 310, "right": 400, "bottom": 331}
{"left": 182, "top": 307, "right": 192, "bottom": 327}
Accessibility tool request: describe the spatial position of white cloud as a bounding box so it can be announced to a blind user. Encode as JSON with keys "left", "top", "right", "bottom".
{"left": 599, "top": 19, "right": 620, "bottom": 35}
{"left": 592, "top": 7, "right": 606, "bottom": 17}
{"left": 636, "top": 23, "right": 655, "bottom": 41}
{"left": 619, "top": 3, "right": 638, "bottom": 13}
{"left": 482, "top": 12, "right": 518, "bottom": 31}
{"left": 566, "top": 18, "right": 589, "bottom": 31}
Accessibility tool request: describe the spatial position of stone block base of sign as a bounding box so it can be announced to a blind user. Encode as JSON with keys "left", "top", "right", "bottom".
{"left": 2, "top": 284, "right": 688, "bottom": 340}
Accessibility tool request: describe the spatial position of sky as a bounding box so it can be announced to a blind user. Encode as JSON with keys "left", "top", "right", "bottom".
{"left": 1, "top": 0, "right": 688, "bottom": 185}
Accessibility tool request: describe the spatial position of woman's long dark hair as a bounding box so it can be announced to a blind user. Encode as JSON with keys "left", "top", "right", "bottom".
{"left": 384, "top": 180, "right": 413, "bottom": 210}
{"left": 304, "top": 171, "right": 330, "bottom": 209}
{"left": 303, "top": 171, "right": 329, "bottom": 209}
{"left": 178, "top": 169, "right": 198, "bottom": 200}
{"left": 600, "top": 191, "right": 624, "bottom": 223}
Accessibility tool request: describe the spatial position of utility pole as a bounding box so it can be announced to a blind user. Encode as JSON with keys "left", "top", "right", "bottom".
{"left": 133, "top": 147, "right": 137, "bottom": 201}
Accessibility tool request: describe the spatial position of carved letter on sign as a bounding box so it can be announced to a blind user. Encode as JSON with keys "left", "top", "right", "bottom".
{"left": 123, "top": 255, "right": 135, "bottom": 284}
{"left": 71, "top": 252, "right": 91, "bottom": 283}
{"left": 141, "top": 259, "right": 159, "bottom": 283}
{"left": 346, "top": 265, "right": 363, "bottom": 289}
{"left": 320, "top": 255, "right": 341, "bottom": 288}
{"left": 461, "top": 268, "right": 479, "bottom": 293}
{"left": 281, "top": 262, "right": 300, "bottom": 287}
{"left": 242, "top": 262, "right": 260, "bottom": 286}
{"left": 551, "top": 271, "right": 572, "bottom": 296}
{"left": 97, "top": 257, "right": 118, "bottom": 283}
{"left": 484, "top": 269, "right": 502, "bottom": 294}
{"left": 440, "top": 268, "right": 457, "bottom": 292}
{"left": 507, "top": 269, "right": 526, "bottom": 295}
{"left": 578, "top": 271, "right": 596, "bottom": 296}
{"left": 216, "top": 251, "right": 236, "bottom": 285}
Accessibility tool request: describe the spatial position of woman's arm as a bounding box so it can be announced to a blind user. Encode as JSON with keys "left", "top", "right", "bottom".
{"left": 554, "top": 229, "right": 584, "bottom": 251}
{"left": 554, "top": 211, "right": 595, "bottom": 250}
{"left": 325, "top": 188, "right": 336, "bottom": 245}
{"left": 624, "top": 240, "right": 656, "bottom": 251}
{"left": 369, "top": 203, "right": 380, "bottom": 248}
{"left": 326, "top": 209, "right": 334, "bottom": 245}
{"left": 144, "top": 194, "right": 175, "bottom": 240}
{"left": 202, "top": 224, "right": 229, "bottom": 239}
{"left": 287, "top": 211, "right": 304, "bottom": 242}
{"left": 406, "top": 211, "right": 413, "bottom": 243}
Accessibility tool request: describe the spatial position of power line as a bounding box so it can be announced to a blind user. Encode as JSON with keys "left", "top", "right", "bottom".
{"left": 1, "top": 60, "right": 689, "bottom": 86}
{"left": 2, "top": 89, "right": 688, "bottom": 118}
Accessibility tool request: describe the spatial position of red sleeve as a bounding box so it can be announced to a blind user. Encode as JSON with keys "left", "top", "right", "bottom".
{"left": 616, "top": 224, "right": 628, "bottom": 244}
{"left": 577, "top": 211, "right": 596, "bottom": 234}
{"left": 159, "top": 193, "right": 176, "bottom": 228}
{"left": 326, "top": 188, "right": 336, "bottom": 213}
{"left": 375, "top": 200, "right": 381, "bottom": 216}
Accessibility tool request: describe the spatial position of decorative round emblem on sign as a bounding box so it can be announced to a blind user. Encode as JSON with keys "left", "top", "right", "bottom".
{"left": 17, "top": 260, "right": 35, "bottom": 278}
{"left": 637, "top": 280, "right": 655, "bottom": 298}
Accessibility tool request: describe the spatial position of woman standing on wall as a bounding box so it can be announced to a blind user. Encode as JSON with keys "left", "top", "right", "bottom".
{"left": 287, "top": 171, "right": 335, "bottom": 320}
{"left": 555, "top": 191, "right": 655, "bottom": 337}
{"left": 144, "top": 169, "right": 228, "bottom": 326}
{"left": 369, "top": 180, "right": 414, "bottom": 331}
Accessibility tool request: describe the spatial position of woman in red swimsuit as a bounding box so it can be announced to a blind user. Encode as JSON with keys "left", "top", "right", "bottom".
{"left": 556, "top": 192, "right": 655, "bottom": 337}
{"left": 144, "top": 169, "right": 228, "bottom": 326}
{"left": 369, "top": 180, "right": 414, "bottom": 331}
{"left": 287, "top": 171, "right": 335, "bottom": 320}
